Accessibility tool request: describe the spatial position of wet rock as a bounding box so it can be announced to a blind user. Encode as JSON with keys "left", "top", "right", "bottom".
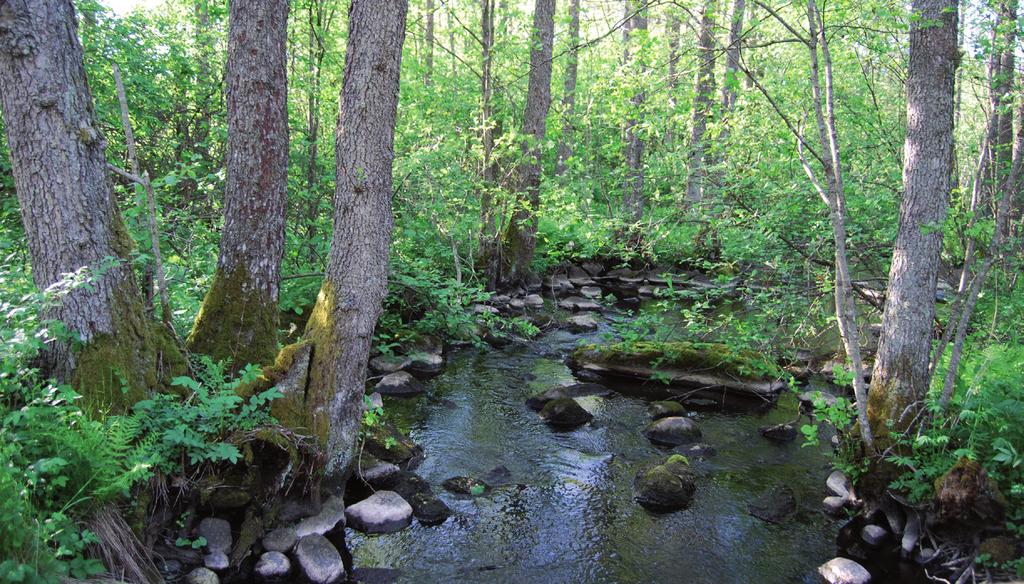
{"left": 277, "top": 499, "right": 320, "bottom": 524}
{"left": 295, "top": 535, "right": 344, "bottom": 584}
{"left": 526, "top": 387, "right": 568, "bottom": 411}
{"left": 642, "top": 416, "right": 702, "bottom": 446}
{"left": 568, "top": 265, "right": 596, "bottom": 286}
{"left": 566, "top": 313, "right": 600, "bottom": 332}
{"left": 827, "top": 470, "right": 852, "bottom": 500}
{"left": 407, "top": 352, "right": 445, "bottom": 377}
{"left": 262, "top": 527, "right": 297, "bottom": 553}
{"left": 634, "top": 454, "right": 698, "bottom": 512}
{"left": 472, "top": 303, "right": 500, "bottom": 315}
{"left": 345, "top": 490, "right": 413, "bottom": 534}
{"left": 902, "top": 510, "right": 921, "bottom": 555}
{"left": 861, "top": 524, "right": 888, "bottom": 547}
{"left": 359, "top": 461, "right": 401, "bottom": 489}
{"left": 674, "top": 442, "right": 716, "bottom": 458}
{"left": 374, "top": 371, "right": 425, "bottom": 397}
{"left": 363, "top": 422, "right": 423, "bottom": 467}
{"left": 539, "top": 398, "right": 593, "bottom": 429}
{"left": 523, "top": 294, "right": 544, "bottom": 307}
{"left": 197, "top": 517, "right": 232, "bottom": 555}
{"left": 648, "top": 400, "right": 686, "bottom": 420}
{"left": 638, "top": 285, "right": 659, "bottom": 297}
{"left": 408, "top": 492, "right": 452, "bottom": 526}
{"left": 748, "top": 484, "right": 797, "bottom": 524}
{"left": 817, "top": 557, "right": 871, "bottom": 584}
{"left": 760, "top": 423, "right": 798, "bottom": 442}
{"left": 547, "top": 273, "right": 574, "bottom": 291}
{"left": 823, "top": 496, "right": 849, "bottom": 517}
{"left": 579, "top": 286, "right": 602, "bottom": 299}
{"left": 607, "top": 267, "right": 639, "bottom": 280}
{"left": 485, "top": 464, "right": 513, "bottom": 485}
{"left": 558, "top": 296, "right": 602, "bottom": 311}
{"left": 185, "top": 567, "right": 219, "bottom": 584}
{"left": 254, "top": 551, "right": 291, "bottom": 582}
{"left": 442, "top": 476, "right": 490, "bottom": 496}
{"left": 369, "top": 354, "right": 412, "bottom": 375}
{"left": 509, "top": 298, "right": 526, "bottom": 309}
{"left": 203, "top": 552, "right": 229, "bottom": 571}
{"left": 295, "top": 496, "right": 346, "bottom": 538}
{"left": 581, "top": 261, "right": 604, "bottom": 277}
{"left": 390, "top": 471, "right": 432, "bottom": 500}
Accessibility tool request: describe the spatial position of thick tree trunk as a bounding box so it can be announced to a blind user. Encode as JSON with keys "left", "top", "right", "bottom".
{"left": 868, "top": 0, "right": 958, "bottom": 437}
{"left": 622, "top": 0, "right": 647, "bottom": 228}
{"left": 0, "top": 0, "right": 184, "bottom": 409}
{"left": 685, "top": 1, "right": 718, "bottom": 208}
{"left": 501, "top": 0, "right": 556, "bottom": 286}
{"left": 556, "top": 0, "right": 580, "bottom": 176}
{"left": 188, "top": 0, "right": 290, "bottom": 369}
{"left": 304, "top": 0, "right": 408, "bottom": 488}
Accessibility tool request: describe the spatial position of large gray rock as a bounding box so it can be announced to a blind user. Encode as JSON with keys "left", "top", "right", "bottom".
{"left": 295, "top": 496, "right": 346, "bottom": 538}
{"left": 254, "top": 551, "right": 291, "bottom": 582}
{"left": 374, "top": 371, "right": 425, "bottom": 397}
{"left": 407, "top": 352, "right": 444, "bottom": 376}
{"left": 566, "top": 313, "right": 600, "bottom": 332}
{"left": 558, "top": 296, "right": 602, "bottom": 311}
{"left": 359, "top": 461, "right": 401, "bottom": 489}
{"left": 579, "top": 286, "right": 602, "bottom": 299}
{"left": 295, "top": 535, "right": 344, "bottom": 584}
{"left": 523, "top": 294, "right": 544, "bottom": 307}
{"left": 197, "top": 517, "right": 232, "bottom": 555}
{"left": 262, "top": 527, "right": 297, "bottom": 553}
{"left": 642, "top": 416, "right": 702, "bottom": 446}
{"left": 827, "top": 470, "right": 852, "bottom": 499}
{"left": 345, "top": 490, "right": 413, "bottom": 534}
{"left": 760, "top": 423, "right": 798, "bottom": 442}
{"left": 817, "top": 557, "right": 871, "bottom": 584}
{"left": 823, "top": 496, "right": 848, "bottom": 517}
{"left": 185, "top": 567, "right": 219, "bottom": 584}
{"left": 861, "top": 524, "right": 888, "bottom": 547}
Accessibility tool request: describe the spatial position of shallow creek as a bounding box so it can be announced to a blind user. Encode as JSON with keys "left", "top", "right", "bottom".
{"left": 348, "top": 320, "right": 847, "bottom": 584}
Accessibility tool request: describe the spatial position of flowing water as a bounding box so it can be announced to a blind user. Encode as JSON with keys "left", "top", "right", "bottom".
{"left": 348, "top": 319, "right": 847, "bottom": 584}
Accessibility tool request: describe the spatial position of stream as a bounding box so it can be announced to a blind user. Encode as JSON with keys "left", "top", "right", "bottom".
{"left": 348, "top": 314, "right": 845, "bottom": 583}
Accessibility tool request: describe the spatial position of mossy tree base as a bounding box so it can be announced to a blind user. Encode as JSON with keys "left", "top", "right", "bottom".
{"left": 187, "top": 266, "right": 280, "bottom": 371}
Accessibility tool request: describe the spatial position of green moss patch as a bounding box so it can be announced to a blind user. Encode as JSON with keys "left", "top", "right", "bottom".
{"left": 572, "top": 341, "right": 779, "bottom": 381}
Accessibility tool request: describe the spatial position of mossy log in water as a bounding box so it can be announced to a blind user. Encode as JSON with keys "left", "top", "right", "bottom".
{"left": 570, "top": 341, "right": 786, "bottom": 399}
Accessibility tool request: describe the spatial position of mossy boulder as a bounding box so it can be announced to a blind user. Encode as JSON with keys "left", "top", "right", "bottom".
{"left": 648, "top": 400, "right": 686, "bottom": 420}
{"left": 634, "top": 455, "right": 698, "bottom": 512}
{"left": 570, "top": 341, "right": 785, "bottom": 399}
{"left": 442, "top": 476, "right": 490, "bottom": 496}
{"left": 934, "top": 458, "right": 1007, "bottom": 526}
{"left": 362, "top": 422, "right": 423, "bottom": 468}
{"left": 539, "top": 398, "right": 593, "bottom": 429}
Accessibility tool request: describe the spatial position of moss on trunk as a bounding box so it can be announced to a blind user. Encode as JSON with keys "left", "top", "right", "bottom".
{"left": 300, "top": 281, "right": 340, "bottom": 447}
{"left": 187, "top": 265, "right": 280, "bottom": 370}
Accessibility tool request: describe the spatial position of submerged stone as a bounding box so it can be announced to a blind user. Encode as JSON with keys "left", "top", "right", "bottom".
{"left": 748, "top": 484, "right": 797, "bottom": 524}
{"left": 442, "top": 476, "right": 491, "bottom": 496}
{"left": 759, "top": 422, "right": 798, "bottom": 442}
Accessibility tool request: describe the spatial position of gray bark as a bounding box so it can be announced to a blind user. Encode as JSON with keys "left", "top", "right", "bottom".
{"left": 555, "top": 0, "right": 580, "bottom": 175}
{"left": 305, "top": 0, "right": 409, "bottom": 488}
{"left": 721, "top": 0, "right": 745, "bottom": 113}
{"left": 187, "top": 0, "right": 290, "bottom": 368}
{"left": 477, "top": 0, "right": 500, "bottom": 288}
{"left": 665, "top": 14, "right": 681, "bottom": 145}
{"left": 685, "top": 1, "right": 718, "bottom": 208}
{"left": 622, "top": 0, "right": 647, "bottom": 227}
{"left": 426, "top": 0, "right": 435, "bottom": 85}
{"left": 0, "top": 0, "right": 182, "bottom": 404}
{"left": 869, "top": 0, "right": 958, "bottom": 434}
{"left": 502, "top": 0, "right": 557, "bottom": 286}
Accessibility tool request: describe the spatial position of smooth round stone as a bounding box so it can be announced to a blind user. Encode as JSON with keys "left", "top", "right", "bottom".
{"left": 197, "top": 517, "right": 232, "bottom": 555}
{"left": 374, "top": 371, "right": 425, "bottom": 397}
{"left": 648, "top": 400, "right": 686, "bottom": 420}
{"left": 254, "top": 551, "right": 291, "bottom": 582}
{"left": 539, "top": 397, "right": 593, "bottom": 429}
{"left": 295, "top": 535, "right": 344, "bottom": 584}
{"left": 818, "top": 557, "right": 871, "bottom": 584}
{"left": 203, "top": 551, "right": 229, "bottom": 571}
{"left": 642, "top": 416, "right": 702, "bottom": 446}
{"left": 861, "top": 524, "right": 888, "bottom": 547}
{"left": 295, "top": 495, "right": 346, "bottom": 538}
{"left": 262, "top": 527, "right": 297, "bottom": 553}
{"left": 185, "top": 567, "right": 219, "bottom": 584}
{"left": 344, "top": 490, "right": 413, "bottom": 534}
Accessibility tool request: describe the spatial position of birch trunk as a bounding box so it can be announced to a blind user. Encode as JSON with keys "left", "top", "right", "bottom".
{"left": 622, "top": 0, "right": 647, "bottom": 228}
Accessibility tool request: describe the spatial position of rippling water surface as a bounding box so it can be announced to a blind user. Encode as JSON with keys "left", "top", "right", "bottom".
{"left": 349, "top": 325, "right": 840, "bottom": 584}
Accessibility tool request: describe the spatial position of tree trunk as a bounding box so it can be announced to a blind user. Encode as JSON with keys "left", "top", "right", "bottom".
{"left": 0, "top": 0, "right": 185, "bottom": 409}
{"left": 187, "top": 0, "right": 290, "bottom": 369}
{"left": 665, "top": 13, "right": 681, "bottom": 145}
{"left": 622, "top": 0, "right": 647, "bottom": 229}
{"left": 867, "top": 0, "right": 958, "bottom": 437}
{"left": 501, "top": 0, "right": 556, "bottom": 286}
{"left": 685, "top": 0, "right": 718, "bottom": 208}
{"left": 721, "top": 0, "right": 745, "bottom": 114}
{"left": 304, "top": 0, "right": 409, "bottom": 488}
{"left": 477, "top": 0, "right": 500, "bottom": 288}
{"left": 555, "top": 0, "right": 580, "bottom": 176}
{"left": 426, "top": 0, "right": 435, "bottom": 85}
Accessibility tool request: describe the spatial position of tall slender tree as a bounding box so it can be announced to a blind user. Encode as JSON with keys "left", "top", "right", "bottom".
{"left": 685, "top": 0, "right": 718, "bottom": 207}
{"left": 477, "top": 0, "right": 500, "bottom": 288}
{"left": 0, "top": 0, "right": 184, "bottom": 408}
{"left": 304, "top": 0, "right": 409, "bottom": 486}
{"left": 187, "top": 0, "right": 290, "bottom": 369}
{"left": 867, "top": 0, "right": 958, "bottom": 438}
{"left": 622, "top": 0, "right": 648, "bottom": 229}
{"left": 502, "top": 0, "right": 557, "bottom": 286}
{"left": 556, "top": 0, "right": 581, "bottom": 175}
